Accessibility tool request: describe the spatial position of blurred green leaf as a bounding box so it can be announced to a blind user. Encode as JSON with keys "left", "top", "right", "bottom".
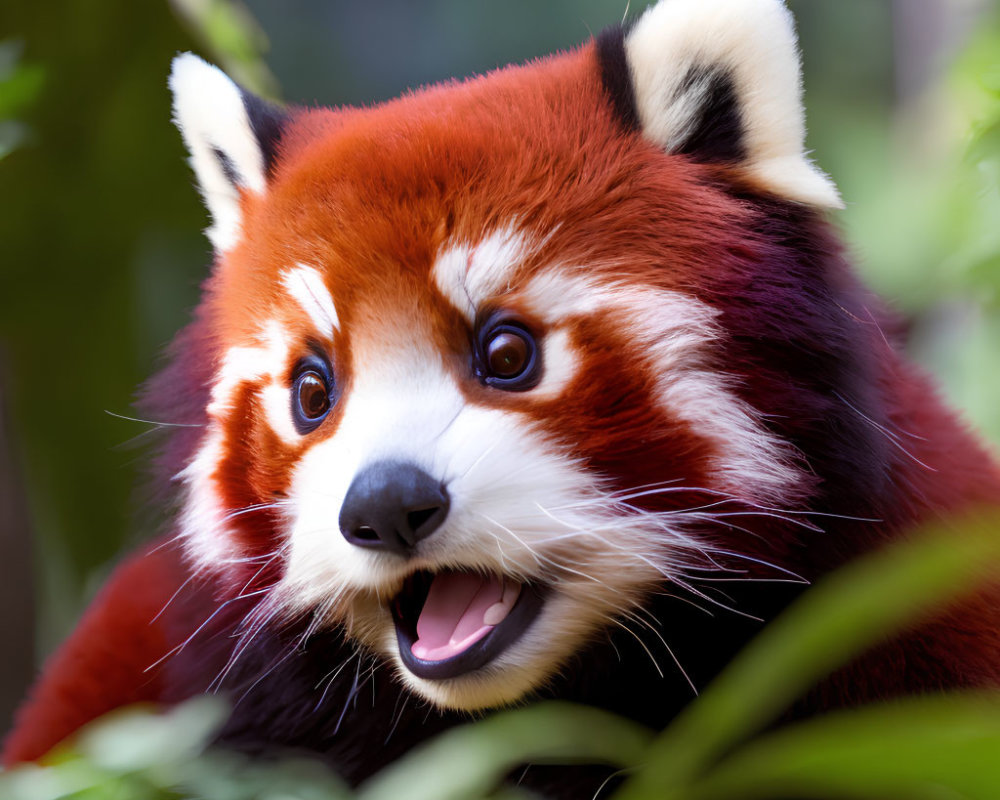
{"left": 161, "top": 749, "right": 352, "bottom": 800}
{"left": 0, "top": 697, "right": 351, "bottom": 800}
{"left": 0, "top": 39, "right": 45, "bottom": 160}
{"left": 687, "top": 693, "right": 1000, "bottom": 800}
{"left": 168, "top": 0, "right": 279, "bottom": 99}
{"left": 615, "top": 515, "right": 1000, "bottom": 799}
{"left": 74, "top": 695, "right": 228, "bottom": 772}
{"left": 2, "top": 517, "right": 998, "bottom": 800}
{"left": 358, "top": 703, "right": 652, "bottom": 800}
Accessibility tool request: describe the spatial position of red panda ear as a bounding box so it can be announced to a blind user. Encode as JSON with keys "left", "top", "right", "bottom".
{"left": 169, "top": 53, "right": 288, "bottom": 252}
{"left": 601, "top": 0, "right": 842, "bottom": 208}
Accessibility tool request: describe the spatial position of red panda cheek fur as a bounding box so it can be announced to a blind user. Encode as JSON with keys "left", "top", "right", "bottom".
{"left": 6, "top": 2, "right": 1000, "bottom": 797}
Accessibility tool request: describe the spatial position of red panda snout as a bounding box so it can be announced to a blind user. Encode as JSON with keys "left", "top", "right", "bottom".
{"left": 338, "top": 460, "right": 450, "bottom": 554}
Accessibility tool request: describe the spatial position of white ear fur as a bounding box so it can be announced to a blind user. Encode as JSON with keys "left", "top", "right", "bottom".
{"left": 169, "top": 53, "right": 269, "bottom": 252}
{"left": 625, "top": 0, "right": 842, "bottom": 208}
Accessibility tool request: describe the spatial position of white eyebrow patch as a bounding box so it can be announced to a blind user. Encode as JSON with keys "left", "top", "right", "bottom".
{"left": 282, "top": 263, "right": 339, "bottom": 334}
{"left": 180, "top": 318, "right": 293, "bottom": 569}
{"left": 207, "top": 319, "right": 290, "bottom": 417}
{"left": 521, "top": 269, "right": 803, "bottom": 504}
{"left": 433, "top": 226, "right": 532, "bottom": 320}
{"left": 532, "top": 327, "right": 579, "bottom": 400}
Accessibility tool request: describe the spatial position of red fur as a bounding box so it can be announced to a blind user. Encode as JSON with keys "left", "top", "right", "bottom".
{"left": 2, "top": 542, "right": 190, "bottom": 764}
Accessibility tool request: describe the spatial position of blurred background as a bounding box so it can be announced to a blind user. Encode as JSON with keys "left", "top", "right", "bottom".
{"left": 1, "top": 0, "right": 998, "bottom": 737}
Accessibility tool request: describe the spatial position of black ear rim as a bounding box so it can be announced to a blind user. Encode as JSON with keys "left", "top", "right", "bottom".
{"left": 241, "top": 89, "right": 289, "bottom": 179}
{"left": 595, "top": 24, "right": 747, "bottom": 166}
{"left": 674, "top": 66, "right": 746, "bottom": 164}
{"left": 595, "top": 24, "right": 640, "bottom": 134}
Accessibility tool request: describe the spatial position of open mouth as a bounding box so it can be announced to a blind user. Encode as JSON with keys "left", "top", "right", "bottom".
{"left": 391, "top": 570, "right": 546, "bottom": 680}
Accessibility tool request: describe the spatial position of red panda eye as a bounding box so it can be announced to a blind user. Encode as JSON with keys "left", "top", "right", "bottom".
{"left": 487, "top": 332, "right": 529, "bottom": 378}
{"left": 290, "top": 354, "right": 336, "bottom": 433}
{"left": 476, "top": 317, "right": 541, "bottom": 391}
{"left": 297, "top": 373, "right": 330, "bottom": 419}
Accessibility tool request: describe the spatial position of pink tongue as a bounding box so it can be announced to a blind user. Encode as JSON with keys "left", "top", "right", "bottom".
{"left": 412, "top": 573, "right": 519, "bottom": 662}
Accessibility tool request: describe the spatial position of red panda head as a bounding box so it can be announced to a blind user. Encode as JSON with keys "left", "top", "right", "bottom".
{"left": 162, "top": 0, "right": 848, "bottom": 711}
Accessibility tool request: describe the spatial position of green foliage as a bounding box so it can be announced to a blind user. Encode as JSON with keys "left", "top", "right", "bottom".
{"left": 828, "top": 9, "right": 1000, "bottom": 445}
{"left": 168, "top": 0, "right": 279, "bottom": 99}
{"left": 679, "top": 695, "right": 1000, "bottom": 800}
{"left": 3, "top": 516, "right": 998, "bottom": 800}
{"left": 0, "top": 39, "right": 44, "bottom": 160}
{"left": 357, "top": 704, "right": 651, "bottom": 800}
{"left": 613, "top": 514, "right": 1000, "bottom": 800}
{"left": 2, "top": 698, "right": 353, "bottom": 800}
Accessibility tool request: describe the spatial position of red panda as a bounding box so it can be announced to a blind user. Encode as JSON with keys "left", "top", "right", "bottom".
{"left": 5, "top": 0, "right": 1000, "bottom": 796}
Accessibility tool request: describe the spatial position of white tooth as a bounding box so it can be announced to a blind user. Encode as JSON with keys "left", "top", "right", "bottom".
{"left": 483, "top": 581, "right": 522, "bottom": 626}
{"left": 483, "top": 602, "right": 510, "bottom": 626}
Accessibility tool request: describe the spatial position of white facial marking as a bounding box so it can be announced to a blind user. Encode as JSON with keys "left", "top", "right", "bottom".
{"left": 279, "top": 357, "right": 683, "bottom": 708}
{"left": 531, "top": 327, "right": 578, "bottom": 400}
{"left": 521, "top": 269, "right": 803, "bottom": 504}
{"left": 259, "top": 383, "right": 300, "bottom": 446}
{"left": 432, "top": 227, "right": 582, "bottom": 401}
{"left": 432, "top": 226, "right": 534, "bottom": 320}
{"left": 273, "top": 258, "right": 805, "bottom": 710}
{"left": 179, "top": 320, "right": 295, "bottom": 567}
{"left": 206, "top": 320, "right": 290, "bottom": 417}
{"left": 624, "top": 0, "right": 842, "bottom": 208}
{"left": 626, "top": 292, "right": 804, "bottom": 504}
{"left": 177, "top": 433, "right": 235, "bottom": 567}
{"left": 280, "top": 342, "right": 465, "bottom": 605}
{"left": 282, "top": 263, "right": 340, "bottom": 334}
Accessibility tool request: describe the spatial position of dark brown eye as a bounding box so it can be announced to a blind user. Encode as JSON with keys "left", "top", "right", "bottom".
{"left": 291, "top": 354, "right": 336, "bottom": 434}
{"left": 297, "top": 372, "right": 330, "bottom": 419}
{"left": 486, "top": 331, "right": 530, "bottom": 378}
{"left": 476, "top": 316, "right": 540, "bottom": 391}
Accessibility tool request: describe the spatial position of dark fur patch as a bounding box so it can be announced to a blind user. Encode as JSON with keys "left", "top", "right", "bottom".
{"left": 185, "top": 580, "right": 792, "bottom": 800}
{"left": 675, "top": 66, "right": 746, "bottom": 163}
{"left": 595, "top": 25, "right": 639, "bottom": 133}
{"left": 704, "top": 197, "right": 891, "bottom": 538}
{"left": 242, "top": 91, "right": 288, "bottom": 178}
{"left": 211, "top": 146, "right": 244, "bottom": 187}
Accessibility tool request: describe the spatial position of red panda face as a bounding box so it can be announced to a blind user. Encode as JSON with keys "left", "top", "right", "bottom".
{"left": 167, "top": 0, "right": 843, "bottom": 710}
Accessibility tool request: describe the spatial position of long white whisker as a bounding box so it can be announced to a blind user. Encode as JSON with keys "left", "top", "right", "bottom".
{"left": 314, "top": 650, "right": 361, "bottom": 713}
{"left": 834, "top": 391, "right": 936, "bottom": 471}
{"left": 480, "top": 513, "right": 622, "bottom": 591}
{"left": 609, "top": 618, "right": 663, "bottom": 678}
{"left": 144, "top": 596, "right": 245, "bottom": 673}
{"left": 670, "top": 576, "right": 764, "bottom": 623}
{"left": 621, "top": 609, "right": 697, "bottom": 696}
{"left": 104, "top": 409, "right": 204, "bottom": 428}
{"left": 221, "top": 500, "right": 293, "bottom": 524}
{"left": 695, "top": 547, "right": 808, "bottom": 583}
{"left": 149, "top": 571, "right": 200, "bottom": 624}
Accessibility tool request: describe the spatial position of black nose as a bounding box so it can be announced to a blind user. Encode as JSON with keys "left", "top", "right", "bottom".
{"left": 339, "top": 461, "right": 449, "bottom": 554}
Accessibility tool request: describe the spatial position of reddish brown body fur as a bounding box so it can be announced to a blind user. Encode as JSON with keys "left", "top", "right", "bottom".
{"left": 5, "top": 29, "right": 999, "bottom": 791}
{"left": 4, "top": 545, "right": 186, "bottom": 763}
